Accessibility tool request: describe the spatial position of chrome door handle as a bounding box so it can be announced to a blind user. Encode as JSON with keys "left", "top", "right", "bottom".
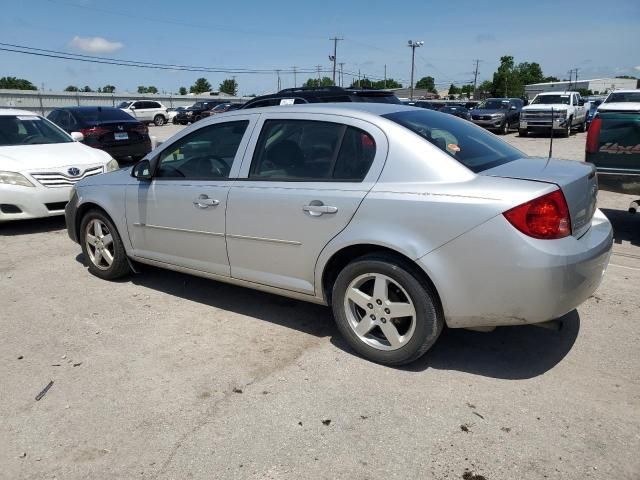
{"left": 303, "top": 204, "right": 338, "bottom": 216}
{"left": 193, "top": 195, "right": 220, "bottom": 209}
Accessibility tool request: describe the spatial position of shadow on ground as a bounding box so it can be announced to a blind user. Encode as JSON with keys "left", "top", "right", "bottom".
{"left": 0, "top": 216, "right": 66, "bottom": 236}
{"left": 601, "top": 208, "right": 640, "bottom": 247}
{"left": 112, "top": 262, "right": 580, "bottom": 381}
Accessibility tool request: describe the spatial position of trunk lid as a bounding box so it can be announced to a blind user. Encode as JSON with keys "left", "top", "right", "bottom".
{"left": 481, "top": 157, "right": 598, "bottom": 237}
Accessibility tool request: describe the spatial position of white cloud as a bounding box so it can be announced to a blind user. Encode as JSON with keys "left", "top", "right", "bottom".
{"left": 634, "top": 65, "right": 640, "bottom": 72}
{"left": 69, "top": 36, "right": 123, "bottom": 54}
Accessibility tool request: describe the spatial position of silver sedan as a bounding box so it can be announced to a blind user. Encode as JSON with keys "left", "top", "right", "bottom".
{"left": 65, "top": 104, "right": 612, "bottom": 365}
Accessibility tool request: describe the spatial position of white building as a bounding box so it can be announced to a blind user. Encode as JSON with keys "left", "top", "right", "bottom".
{"left": 524, "top": 77, "right": 638, "bottom": 99}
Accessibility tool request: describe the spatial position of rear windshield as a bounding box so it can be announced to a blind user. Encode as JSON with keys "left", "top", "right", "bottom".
{"left": 383, "top": 109, "right": 525, "bottom": 172}
{"left": 75, "top": 108, "right": 134, "bottom": 122}
{"left": 0, "top": 115, "right": 72, "bottom": 146}
{"left": 596, "top": 112, "right": 640, "bottom": 152}
{"left": 605, "top": 92, "right": 640, "bottom": 103}
{"left": 354, "top": 94, "right": 402, "bottom": 104}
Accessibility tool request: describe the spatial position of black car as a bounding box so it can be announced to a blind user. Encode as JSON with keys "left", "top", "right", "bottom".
{"left": 439, "top": 105, "right": 472, "bottom": 120}
{"left": 470, "top": 98, "right": 523, "bottom": 134}
{"left": 174, "top": 101, "right": 229, "bottom": 125}
{"left": 199, "top": 103, "right": 244, "bottom": 119}
{"left": 414, "top": 100, "right": 445, "bottom": 111}
{"left": 241, "top": 86, "right": 401, "bottom": 109}
{"left": 47, "top": 106, "right": 151, "bottom": 161}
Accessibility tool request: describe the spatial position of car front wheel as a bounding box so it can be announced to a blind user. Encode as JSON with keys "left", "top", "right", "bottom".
{"left": 80, "top": 210, "right": 131, "bottom": 280}
{"left": 154, "top": 115, "right": 165, "bottom": 126}
{"left": 331, "top": 254, "right": 443, "bottom": 366}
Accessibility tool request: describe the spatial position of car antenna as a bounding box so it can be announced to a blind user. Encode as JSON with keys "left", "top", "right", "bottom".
{"left": 548, "top": 107, "right": 554, "bottom": 160}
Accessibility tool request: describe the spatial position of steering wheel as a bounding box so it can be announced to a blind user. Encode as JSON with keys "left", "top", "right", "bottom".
{"left": 186, "top": 155, "right": 230, "bottom": 178}
{"left": 159, "top": 165, "right": 186, "bottom": 177}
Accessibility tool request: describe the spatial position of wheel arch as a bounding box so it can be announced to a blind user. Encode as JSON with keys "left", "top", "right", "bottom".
{"left": 319, "top": 243, "right": 443, "bottom": 312}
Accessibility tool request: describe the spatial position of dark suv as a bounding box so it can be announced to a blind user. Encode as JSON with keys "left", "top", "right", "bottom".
{"left": 241, "top": 86, "right": 401, "bottom": 109}
{"left": 174, "top": 101, "right": 229, "bottom": 124}
{"left": 470, "top": 98, "right": 523, "bottom": 134}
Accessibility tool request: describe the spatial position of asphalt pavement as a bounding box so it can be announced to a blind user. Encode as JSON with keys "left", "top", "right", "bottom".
{"left": 1, "top": 126, "right": 638, "bottom": 480}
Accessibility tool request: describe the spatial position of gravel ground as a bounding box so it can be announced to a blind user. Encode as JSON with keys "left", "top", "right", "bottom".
{"left": 1, "top": 125, "right": 639, "bottom": 480}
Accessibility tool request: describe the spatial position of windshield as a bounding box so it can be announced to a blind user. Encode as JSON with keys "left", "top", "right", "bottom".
{"left": 0, "top": 115, "right": 72, "bottom": 146}
{"left": 605, "top": 92, "right": 640, "bottom": 103}
{"left": 532, "top": 94, "right": 570, "bottom": 105}
{"left": 383, "top": 110, "right": 525, "bottom": 172}
{"left": 74, "top": 108, "right": 135, "bottom": 122}
{"left": 117, "top": 101, "right": 132, "bottom": 109}
{"left": 480, "top": 100, "right": 509, "bottom": 110}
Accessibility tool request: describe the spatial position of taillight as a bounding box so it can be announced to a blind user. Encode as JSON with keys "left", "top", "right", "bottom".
{"left": 80, "top": 127, "right": 109, "bottom": 138}
{"left": 132, "top": 124, "right": 148, "bottom": 135}
{"left": 503, "top": 189, "right": 571, "bottom": 239}
{"left": 586, "top": 116, "right": 602, "bottom": 153}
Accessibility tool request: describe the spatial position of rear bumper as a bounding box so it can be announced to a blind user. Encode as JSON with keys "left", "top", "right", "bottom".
{"left": 98, "top": 140, "right": 151, "bottom": 160}
{"left": 595, "top": 171, "right": 640, "bottom": 195}
{"left": 0, "top": 184, "right": 70, "bottom": 222}
{"left": 418, "top": 209, "right": 613, "bottom": 328}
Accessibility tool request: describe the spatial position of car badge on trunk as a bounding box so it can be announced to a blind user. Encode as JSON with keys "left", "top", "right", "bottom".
{"left": 67, "top": 167, "right": 81, "bottom": 176}
{"left": 117, "top": 125, "right": 124, "bottom": 131}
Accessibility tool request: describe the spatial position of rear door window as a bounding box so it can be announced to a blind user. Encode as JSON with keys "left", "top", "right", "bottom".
{"left": 249, "top": 119, "right": 376, "bottom": 181}
{"left": 383, "top": 109, "right": 525, "bottom": 172}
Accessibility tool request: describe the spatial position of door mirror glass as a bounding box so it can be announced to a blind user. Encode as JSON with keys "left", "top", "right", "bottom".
{"left": 70, "top": 131, "right": 84, "bottom": 142}
{"left": 131, "top": 159, "right": 152, "bottom": 180}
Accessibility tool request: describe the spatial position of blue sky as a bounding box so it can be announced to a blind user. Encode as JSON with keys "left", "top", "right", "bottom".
{"left": 1, "top": 0, "right": 639, "bottom": 95}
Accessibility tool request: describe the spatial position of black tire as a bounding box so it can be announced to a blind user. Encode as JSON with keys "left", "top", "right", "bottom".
{"left": 153, "top": 115, "right": 165, "bottom": 126}
{"left": 331, "top": 254, "right": 443, "bottom": 366}
{"left": 578, "top": 119, "right": 587, "bottom": 133}
{"left": 561, "top": 117, "right": 572, "bottom": 137}
{"left": 518, "top": 129, "right": 528, "bottom": 137}
{"left": 499, "top": 120, "right": 509, "bottom": 135}
{"left": 79, "top": 209, "right": 131, "bottom": 280}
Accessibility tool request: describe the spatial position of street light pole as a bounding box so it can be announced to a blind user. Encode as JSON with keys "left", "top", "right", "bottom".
{"left": 407, "top": 40, "right": 424, "bottom": 101}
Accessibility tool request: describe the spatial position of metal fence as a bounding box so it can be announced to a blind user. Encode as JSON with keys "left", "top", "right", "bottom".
{"left": 0, "top": 89, "right": 250, "bottom": 116}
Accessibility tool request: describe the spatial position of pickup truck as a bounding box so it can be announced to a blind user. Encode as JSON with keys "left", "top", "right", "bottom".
{"left": 520, "top": 91, "right": 587, "bottom": 137}
{"left": 586, "top": 91, "right": 640, "bottom": 213}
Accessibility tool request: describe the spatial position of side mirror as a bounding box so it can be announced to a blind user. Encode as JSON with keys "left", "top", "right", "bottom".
{"left": 131, "top": 159, "right": 152, "bottom": 180}
{"left": 130, "top": 106, "right": 136, "bottom": 110}
{"left": 70, "top": 131, "right": 84, "bottom": 142}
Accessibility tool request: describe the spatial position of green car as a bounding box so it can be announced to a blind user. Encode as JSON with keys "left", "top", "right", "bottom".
{"left": 586, "top": 101, "right": 640, "bottom": 212}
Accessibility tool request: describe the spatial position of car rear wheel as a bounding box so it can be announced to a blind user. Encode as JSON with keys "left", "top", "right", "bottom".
{"left": 80, "top": 210, "right": 131, "bottom": 280}
{"left": 578, "top": 119, "right": 587, "bottom": 132}
{"left": 154, "top": 115, "right": 165, "bottom": 126}
{"left": 331, "top": 254, "right": 443, "bottom": 366}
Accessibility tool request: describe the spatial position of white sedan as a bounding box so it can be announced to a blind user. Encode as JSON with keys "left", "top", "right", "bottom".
{"left": 0, "top": 109, "right": 118, "bottom": 222}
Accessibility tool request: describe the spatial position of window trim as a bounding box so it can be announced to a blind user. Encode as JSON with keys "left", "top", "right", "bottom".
{"left": 246, "top": 118, "right": 375, "bottom": 183}
{"left": 152, "top": 119, "right": 251, "bottom": 181}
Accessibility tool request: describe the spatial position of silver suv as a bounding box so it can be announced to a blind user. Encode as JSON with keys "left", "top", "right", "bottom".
{"left": 65, "top": 104, "right": 612, "bottom": 365}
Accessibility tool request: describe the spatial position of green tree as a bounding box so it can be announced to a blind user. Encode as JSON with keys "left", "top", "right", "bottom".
{"left": 448, "top": 83, "right": 460, "bottom": 95}
{"left": 81, "top": 86, "right": 93, "bottom": 92}
{"left": 147, "top": 86, "right": 158, "bottom": 94}
{"left": 515, "top": 62, "right": 545, "bottom": 89}
{"left": 137, "top": 85, "right": 148, "bottom": 94}
{"left": 460, "top": 84, "right": 474, "bottom": 98}
{"left": 492, "top": 55, "right": 517, "bottom": 97}
{"left": 64, "top": 85, "right": 79, "bottom": 92}
{"left": 543, "top": 76, "right": 560, "bottom": 83}
{"left": 477, "top": 80, "right": 494, "bottom": 98}
{"left": 190, "top": 77, "right": 212, "bottom": 94}
{"left": 219, "top": 78, "right": 238, "bottom": 95}
{"left": 0, "top": 76, "right": 37, "bottom": 90}
{"left": 305, "top": 77, "right": 334, "bottom": 88}
{"left": 102, "top": 84, "right": 116, "bottom": 93}
{"left": 378, "top": 78, "right": 402, "bottom": 89}
{"left": 415, "top": 76, "right": 436, "bottom": 92}
{"left": 577, "top": 88, "right": 593, "bottom": 97}
{"left": 178, "top": 86, "right": 188, "bottom": 95}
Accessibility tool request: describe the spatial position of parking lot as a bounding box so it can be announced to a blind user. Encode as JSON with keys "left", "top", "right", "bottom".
{"left": 1, "top": 127, "right": 639, "bottom": 479}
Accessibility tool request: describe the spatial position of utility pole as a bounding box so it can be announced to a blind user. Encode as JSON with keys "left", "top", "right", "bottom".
{"left": 472, "top": 59, "right": 481, "bottom": 98}
{"left": 329, "top": 36, "right": 343, "bottom": 86}
{"left": 276, "top": 70, "right": 281, "bottom": 91}
{"left": 384, "top": 64, "right": 387, "bottom": 89}
{"left": 291, "top": 66, "right": 297, "bottom": 88}
{"left": 316, "top": 65, "right": 322, "bottom": 84}
{"left": 407, "top": 40, "right": 424, "bottom": 101}
{"left": 574, "top": 68, "right": 579, "bottom": 88}
{"left": 358, "top": 69, "right": 361, "bottom": 88}
{"left": 338, "top": 62, "right": 345, "bottom": 87}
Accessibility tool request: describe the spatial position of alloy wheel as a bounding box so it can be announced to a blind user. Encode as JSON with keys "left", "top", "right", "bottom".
{"left": 343, "top": 273, "right": 417, "bottom": 351}
{"left": 85, "top": 219, "right": 115, "bottom": 271}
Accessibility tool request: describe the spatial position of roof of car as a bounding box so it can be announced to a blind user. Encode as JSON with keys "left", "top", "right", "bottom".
{"left": 222, "top": 102, "right": 412, "bottom": 120}
{"left": 55, "top": 106, "right": 120, "bottom": 111}
{"left": 0, "top": 108, "right": 39, "bottom": 116}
